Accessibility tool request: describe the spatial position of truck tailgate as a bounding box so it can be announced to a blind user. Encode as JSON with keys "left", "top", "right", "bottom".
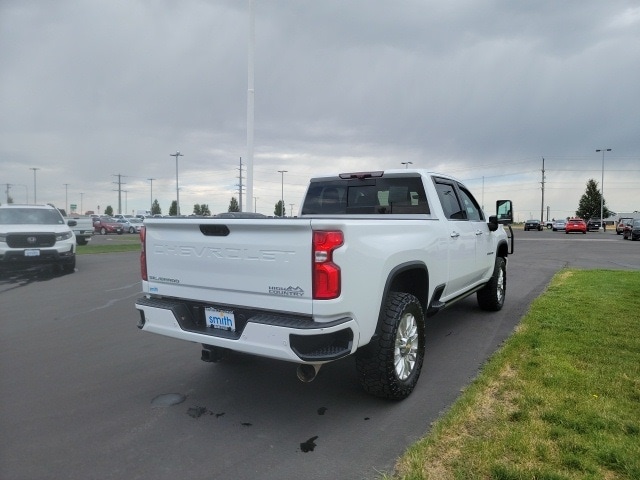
{"left": 143, "top": 218, "right": 314, "bottom": 314}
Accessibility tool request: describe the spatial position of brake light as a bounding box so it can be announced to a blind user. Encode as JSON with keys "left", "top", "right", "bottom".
{"left": 140, "top": 226, "right": 148, "bottom": 281}
{"left": 313, "top": 230, "right": 343, "bottom": 300}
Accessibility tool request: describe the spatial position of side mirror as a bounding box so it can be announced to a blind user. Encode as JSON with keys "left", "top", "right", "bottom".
{"left": 496, "top": 200, "right": 513, "bottom": 225}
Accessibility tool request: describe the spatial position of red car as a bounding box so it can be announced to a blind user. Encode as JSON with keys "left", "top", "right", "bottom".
{"left": 93, "top": 217, "right": 124, "bottom": 235}
{"left": 565, "top": 218, "right": 587, "bottom": 234}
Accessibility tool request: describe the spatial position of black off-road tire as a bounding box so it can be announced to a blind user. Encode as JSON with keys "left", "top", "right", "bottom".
{"left": 477, "top": 256, "right": 506, "bottom": 311}
{"left": 76, "top": 238, "right": 88, "bottom": 246}
{"left": 61, "top": 257, "right": 76, "bottom": 274}
{"left": 355, "top": 292, "right": 425, "bottom": 400}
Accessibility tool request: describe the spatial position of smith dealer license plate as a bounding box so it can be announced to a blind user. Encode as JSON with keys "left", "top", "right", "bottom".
{"left": 205, "top": 307, "right": 236, "bottom": 332}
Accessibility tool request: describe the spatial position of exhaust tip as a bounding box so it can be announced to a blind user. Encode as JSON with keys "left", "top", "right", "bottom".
{"left": 297, "top": 364, "right": 321, "bottom": 383}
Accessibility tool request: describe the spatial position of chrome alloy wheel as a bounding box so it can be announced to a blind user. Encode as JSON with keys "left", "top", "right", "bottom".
{"left": 496, "top": 266, "right": 505, "bottom": 304}
{"left": 394, "top": 312, "right": 419, "bottom": 381}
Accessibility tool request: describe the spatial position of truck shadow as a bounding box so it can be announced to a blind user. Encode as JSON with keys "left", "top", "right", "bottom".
{"left": 0, "top": 265, "right": 69, "bottom": 291}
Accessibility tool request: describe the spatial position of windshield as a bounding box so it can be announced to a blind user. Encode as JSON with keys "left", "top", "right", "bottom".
{"left": 0, "top": 208, "right": 65, "bottom": 225}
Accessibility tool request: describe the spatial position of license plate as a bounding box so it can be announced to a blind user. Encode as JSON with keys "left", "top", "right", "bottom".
{"left": 24, "top": 249, "right": 40, "bottom": 257}
{"left": 204, "top": 307, "right": 236, "bottom": 332}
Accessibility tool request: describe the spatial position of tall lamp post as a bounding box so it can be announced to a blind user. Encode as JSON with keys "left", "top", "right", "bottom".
{"left": 401, "top": 161, "right": 413, "bottom": 169}
{"left": 148, "top": 178, "right": 156, "bottom": 214}
{"left": 596, "top": 148, "right": 611, "bottom": 231}
{"left": 170, "top": 152, "right": 183, "bottom": 216}
{"left": 277, "top": 170, "right": 287, "bottom": 217}
{"left": 63, "top": 183, "right": 70, "bottom": 214}
{"left": 30, "top": 167, "right": 40, "bottom": 204}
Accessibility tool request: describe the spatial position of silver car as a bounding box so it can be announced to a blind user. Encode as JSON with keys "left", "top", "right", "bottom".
{"left": 116, "top": 217, "right": 143, "bottom": 233}
{"left": 552, "top": 219, "right": 566, "bottom": 231}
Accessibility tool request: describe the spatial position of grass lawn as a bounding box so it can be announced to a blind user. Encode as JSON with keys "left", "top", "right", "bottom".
{"left": 76, "top": 235, "right": 141, "bottom": 254}
{"left": 389, "top": 269, "right": 640, "bottom": 480}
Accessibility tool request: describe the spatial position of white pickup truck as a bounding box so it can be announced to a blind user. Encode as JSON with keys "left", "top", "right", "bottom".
{"left": 135, "top": 170, "right": 513, "bottom": 399}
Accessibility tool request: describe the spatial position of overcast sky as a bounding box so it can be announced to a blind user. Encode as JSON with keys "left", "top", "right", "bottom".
{"left": 2, "top": 0, "right": 639, "bottom": 220}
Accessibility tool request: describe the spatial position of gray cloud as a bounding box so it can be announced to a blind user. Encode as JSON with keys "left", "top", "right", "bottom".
{"left": 1, "top": 0, "right": 638, "bottom": 218}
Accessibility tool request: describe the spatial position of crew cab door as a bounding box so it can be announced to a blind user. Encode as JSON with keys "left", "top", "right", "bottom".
{"left": 455, "top": 184, "right": 494, "bottom": 277}
{"left": 433, "top": 179, "right": 478, "bottom": 296}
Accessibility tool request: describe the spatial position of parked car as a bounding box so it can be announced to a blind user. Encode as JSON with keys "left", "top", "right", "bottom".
{"left": 586, "top": 218, "right": 602, "bottom": 231}
{"left": 565, "top": 218, "right": 587, "bottom": 234}
{"left": 93, "top": 217, "right": 124, "bottom": 235}
{"left": 524, "top": 219, "right": 543, "bottom": 231}
{"left": 622, "top": 219, "right": 640, "bottom": 241}
{"left": 116, "top": 217, "right": 143, "bottom": 233}
{"left": 552, "top": 219, "right": 566, "bottom": 231}
{"left": 544, "top": 220, "right": 553, "bottom": 229}
{"left": 0, "top": 204, "right": 76, "bottom": 273}
{"left": 617, "top": 217, "right": 633, "bottom": 235}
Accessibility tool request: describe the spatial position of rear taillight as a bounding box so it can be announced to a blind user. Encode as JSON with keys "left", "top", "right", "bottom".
{"left": 140, "top": 226, "right": 147, "bottom": 281}
{"left": 313, "top": 230, "right": 343, "bottom": 300}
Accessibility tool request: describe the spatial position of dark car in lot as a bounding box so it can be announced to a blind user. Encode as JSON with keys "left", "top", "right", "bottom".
{"left": 565, "top": 218, "right": 587, "bottom": 234}
{"left": 524, "top": 219, "right": 543, "bottom": 231}
{"left": 617, "top": 218, "right": 633, "bottom": 235}
{"left": 586, "top": 218, "right": 602, "bottom": 231}
{"left": 623, "top": 219, "right": 640, "bottom": 241}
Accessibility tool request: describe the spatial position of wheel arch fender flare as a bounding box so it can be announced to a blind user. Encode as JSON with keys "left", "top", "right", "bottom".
{"left": 371, "top": 261, "right": 429, "bottom": 340}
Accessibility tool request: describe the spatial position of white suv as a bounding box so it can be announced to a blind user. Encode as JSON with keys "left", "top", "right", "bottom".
{"left": 0, "top": 204, "right": 76, "bottom": 274}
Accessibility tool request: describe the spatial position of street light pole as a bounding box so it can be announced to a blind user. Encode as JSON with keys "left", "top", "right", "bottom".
{"left": 596, "top": 148, "right": 611, "bottom": 231}
{"left": 277, "top": 170, "right": 287, "bottom": 217}
{"left": 170, "top": 152, "right": 183, "bottom": 216}
{"left": 63, "top": 183, "right": 69, "bottom": 214}
{"left": 401, "top": 161, "right": 413, "bottom": 169}
{"left": 30, "top": 167, "right": 40, "bottom": 204}
{"left": 148, "top": 178, "right": 156, "bottom": 214}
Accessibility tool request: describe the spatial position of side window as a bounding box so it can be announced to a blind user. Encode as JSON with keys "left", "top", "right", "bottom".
{"left": 457, "top": 186, "right": 484, "bottom": 221}
{"left": 435, "top": 181, "right": 465, "bottom": 220}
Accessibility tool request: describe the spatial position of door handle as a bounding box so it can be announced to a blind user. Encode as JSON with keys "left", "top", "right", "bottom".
{"left": 450, "top": 231, "right": 460, "bottom": 238}
{"left": 475, "top": 230, "right": 484, "bottom": 236}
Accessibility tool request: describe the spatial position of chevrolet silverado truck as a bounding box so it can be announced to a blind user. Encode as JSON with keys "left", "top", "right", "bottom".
{"left": 135, "top": 170, "right": 514, "bottom": 400}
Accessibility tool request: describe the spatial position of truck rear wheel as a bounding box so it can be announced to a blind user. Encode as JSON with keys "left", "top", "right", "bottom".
{"left": 477, "top": 256, "right": 506, "bottom": 311}
{"left": 356, "top": 292, "right": 425, "bottom": 400}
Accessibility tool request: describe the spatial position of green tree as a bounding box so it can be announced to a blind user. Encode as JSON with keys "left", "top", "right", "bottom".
{"left": 576, "top": 179, "right": 610, "bottom": 220}
{"left": 151, "top": 199, "right": 162, "bottom": 215}
{"left": 169, "top": 200, "right": 178, "bottom": 216}
{"left": 105, "top": 205, "right": 113, "bottom": 216}
{"left": 228, "top": 197, "right": 239, "bottom": 212}
{"left": 193, "top": 204, "right": 211, "bottom": 216}
{"left": 274, "top": 200, "right": 286, "bottom": 217}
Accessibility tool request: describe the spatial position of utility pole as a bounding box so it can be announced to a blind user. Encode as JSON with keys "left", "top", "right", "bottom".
{"left": 246, "top": 0, "right": 255, "bottom": 212}
{"left": 278, "top": 170, "right": 287, "bottom": 217}
{"left": 540, "top": 157, "right": 546, "bottom": 222}
{"left": 170, "top": 151, "right": 183, "bottom": 215}
{"left": 63, "top": 183, "right": 70, "bottom": 214}
{"left": 4, "top": 183, "right": 11, "bottom": 203}
{"left": 237, "top": 157, "right": 244, "bottom": 212}
{"left": 30, "top": 167, "right": 39, "bottom": 204}
{"left": 148, "top": 178, "right": 156, "bottom": 213}
{"left": 113, "top": 174, "right": 126, "bottom": 214}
